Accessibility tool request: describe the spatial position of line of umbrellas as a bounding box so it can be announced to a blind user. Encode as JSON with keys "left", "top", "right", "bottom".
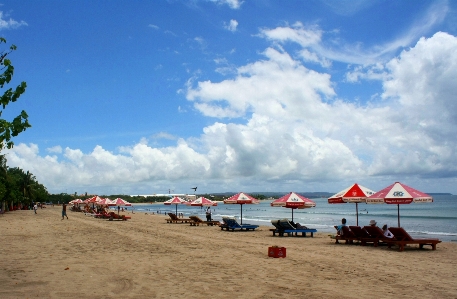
{"left": 69, "top": 196, "right": 132, "bottom": 207}
{"left": 164, "top": 181, "right": 433, "bottom": 227}
{"left": 328, "top": 182, "right": 433, "bottom": 227}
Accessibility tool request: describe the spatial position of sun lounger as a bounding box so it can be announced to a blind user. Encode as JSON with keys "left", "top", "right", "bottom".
{"left": 107, "top": 212, "right": 131, "bottom": 221}
{"left": 387, "top": 227, "right": 441, "bottom": 251}
{"left": 362, "top": 226, "right": 393, "bottom": 247}
{"left": 273, "top": 219, "right": 317, "bottom": 237}
{"left": 333, "top": 226, "right": 358, "bottom": 244}
{"left": 220, "top": 216, "right": 258, "bottom": 231}
{"left": 270, "top": 220, "right": 286, "bottom": 236}
{"left": 348, "top": 226, "right": 379, "bottom": 246}
{"left": 166, "top": 213, "right": 192, "bottom": 223}
{"left": 189, "top": 215, "right": 220, "bottom": 226}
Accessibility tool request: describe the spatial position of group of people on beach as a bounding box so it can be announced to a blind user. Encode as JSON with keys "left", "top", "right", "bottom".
{"left": 336, "top": 218, "right": 394, "bottom": 238}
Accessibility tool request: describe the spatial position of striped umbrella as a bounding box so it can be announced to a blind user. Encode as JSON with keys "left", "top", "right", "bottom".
{"left": 366, "top": 182, "right": 433, "bottom": 227}
{"left": 223, "top": 192, "right": 259, "bottom": 225}
{"left": 328, "top": 183, "right": 376, "bottom": 226}
{"left": 163, "top": 196, "right": 186, "bottom": 215}
{"left": 271, "top": 192, "right": 316, "bottom": 221}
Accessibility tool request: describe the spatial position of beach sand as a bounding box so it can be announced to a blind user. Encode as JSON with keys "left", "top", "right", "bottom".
{"left": 1, "top": 206, "right": 456, "bottom": 299}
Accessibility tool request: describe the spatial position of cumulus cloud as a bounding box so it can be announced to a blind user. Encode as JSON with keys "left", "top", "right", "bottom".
{"left": 209, "top": 0, "right": 243, "bottom": 9}
{"left": 224, "top": 19, "right": 238, "bottom": 32}
{"left": 5, "top": 26, "right": 457, "bottom": 194}
{"left": 0, "top": 11, "right": 28, "bottom": 30}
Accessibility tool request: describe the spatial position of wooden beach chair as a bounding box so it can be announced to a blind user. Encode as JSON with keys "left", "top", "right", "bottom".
{"left": 387, "top": 227, "right": 441, "bottom": 251}
{"left": 189, "top": 215, "right": 220, "bottom": 226}
{"left": 348, "top": 226, "right": 379, "bottom": 246}
{"left": 334, "top": 226, "right": 358, "bottom": 244}
{"left": 363, "top": 226, "right": 393, "bottom": 247}
{"left": 166, "top": 213, "right": 192, "bottom": 223}
{"left": 276, "top": 219, "right": 317, "bottom": 237}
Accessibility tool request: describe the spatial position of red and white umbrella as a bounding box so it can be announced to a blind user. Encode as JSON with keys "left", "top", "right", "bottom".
{"left": 69, "top": 199, "right": 83, "bottom": 205}
{"left": 190, "top": 197, "right": 217, "bottom": 207}
{"left": 163, "top": 196, "right": 186, "bottom": 215}
{"left": 97, "top": 198, "right": 115, "bottom": 206}
{"left": 367, "top": 182, "right": 433, "bottom": 227}
{"left": 328, "top": 183, "right": 376, "bottom": 226}
{"left": 84, "top": 196, "right": 103, "bottom": 204}
{"left": 112, "top": 198, "right": 132, "bottom": 206}
{"left": 271, "top": 192, "right": 316, "bottom": 221}
{"left": 223, "top": 192, "right": 259, "bottom": 224}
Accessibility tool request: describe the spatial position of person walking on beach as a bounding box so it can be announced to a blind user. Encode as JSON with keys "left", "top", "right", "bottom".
{"left": 33, "top": 203, "right": 37, "bottom": 214}
{"left": 62, "top": 203, "right": 68, "bottom": 220}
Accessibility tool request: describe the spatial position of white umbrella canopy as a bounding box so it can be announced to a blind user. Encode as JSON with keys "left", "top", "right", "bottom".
{"left": 271, "top": 192, "right": 316, "bottom": 221}
{"left": 223, "top": 192, "right": 259, "bottom": 225}
{"left": 328, "top": 183, "right": 376, "bottom": 226}
{"left": 367, "top": 182, "right": 433, "bottom": 227}
{"left": 111, "top": 198, "right": 132, "bottom": 206}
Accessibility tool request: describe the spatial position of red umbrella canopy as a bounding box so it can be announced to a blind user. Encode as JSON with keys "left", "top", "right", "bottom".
{"left": 224, "top": 192, "right": 259, "bottom": 204}
{"left": 328, "top": 183, "right": 376, "bottom": 204}
{"left": 271, "top": 192, "right": 316, "bottom": 209}
{"left": 112, "top": 198, "right": 132, "bottom": 206}
{"left": 366, "top": 182, "right": 433, "bottom": 204}
{"left": 191, "top": 197, "right": 217, "bottom": 207}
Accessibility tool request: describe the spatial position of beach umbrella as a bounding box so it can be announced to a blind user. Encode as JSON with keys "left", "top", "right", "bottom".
{"left": 271, "top": 192, "right": 316, "bottom": 222}
{"left": 97, "top": 198, "right": 115, "bottom": 206}
{"left": 328, "top": 183, "right": 376, "bottom": 226}
{"left": 163, "top": 196, "right": 186, "bottom": 215}
{"left": 366, "top": 182, "right": 433, "bottom": 227}
{"left": 223, "top": 192, "right": 259, "bottom": 225}
{"left": 190, "top": 197, "right": 218, "bottom": 207}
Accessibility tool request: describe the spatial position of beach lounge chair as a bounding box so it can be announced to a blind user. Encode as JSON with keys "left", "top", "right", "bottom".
{"left": 220, "top": 216, "right": 258, "bottom": 231}
{"left": 166, "top": 213, "right": 192, "bottom": 223}
{"left": 334, "top": 226, "right": 358, "bottom": 244}
{"left": 189, "top": 215, "right": 220, "bottom": 226}
{"left": 362, "top": 226, "right": 392, "bottom": 247}
{"left": 270, "top": 220, "right": 286, "bottom": 236}
{"left": 108, "top": 212, "right": 131, "bottom": 221}
{"left": 275, "top": 219, "right": 317, "bottom": 237}
{"left": 387, "top": 227, "right": 441, "bottom": 251}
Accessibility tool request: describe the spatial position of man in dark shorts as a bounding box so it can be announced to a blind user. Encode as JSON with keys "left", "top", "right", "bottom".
{"left": 62, "top": 203, "right": 68, "bottom": 220}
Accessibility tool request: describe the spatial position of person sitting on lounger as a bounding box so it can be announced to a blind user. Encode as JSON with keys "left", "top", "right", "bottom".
{"left": 369, "top": 219, "right": 378, "bottom": 227}
{"left": 382, "top": 224, "right": 394, "bottom": 238}
{"left": 290, "top": 221, "right": 308, "bottom": 229}
{"left": 336, "top": 218, "right": 347, "bottom": 235}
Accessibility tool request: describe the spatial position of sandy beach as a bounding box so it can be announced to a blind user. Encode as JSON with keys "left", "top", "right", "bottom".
{"left": 1, "top": 206, "right": 456, "bottom": 299}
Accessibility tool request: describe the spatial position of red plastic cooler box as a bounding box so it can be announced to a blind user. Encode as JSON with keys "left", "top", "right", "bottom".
{"left": 268, "top": 246, "right": 286, "bottom": 258}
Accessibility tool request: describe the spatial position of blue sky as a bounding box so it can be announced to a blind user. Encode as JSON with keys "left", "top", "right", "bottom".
{"left": 2, "top": 0, "right": 457, "bottom": 195}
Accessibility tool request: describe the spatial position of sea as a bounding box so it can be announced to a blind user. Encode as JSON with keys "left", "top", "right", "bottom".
{"left": 129, "top": 194, "right": 457, "bottom": 243}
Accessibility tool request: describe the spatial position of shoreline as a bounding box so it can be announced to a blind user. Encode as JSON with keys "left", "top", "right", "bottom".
{"left": 1, "top": 207, "right": 456, "bottom": 298}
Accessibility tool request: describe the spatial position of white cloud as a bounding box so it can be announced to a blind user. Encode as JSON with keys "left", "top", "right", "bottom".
{"left": 224, "top": 19, "right": 238, "bottom": 32}
{"left": 46, "top": 146, "right": 62, "bottom": 154}
{"left": 148, "top": 24, "right": 159, "bottom": 30}
{"left": 209, "top": 0, "right": 243, "bottom": 9}
{"left": 5, "top": 27, "right": 457, "bottom": 194}
{"left": 0, "top": 11, "right": 28, "bottom": 30}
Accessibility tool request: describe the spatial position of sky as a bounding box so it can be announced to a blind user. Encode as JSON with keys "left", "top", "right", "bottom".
{"left": 1, "top": 0, "right": 457, "bottom": 196}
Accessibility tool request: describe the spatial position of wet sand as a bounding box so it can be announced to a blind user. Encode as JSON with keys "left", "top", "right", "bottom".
{"left": 1, "top": 206, "right": 456, "bottom": 298}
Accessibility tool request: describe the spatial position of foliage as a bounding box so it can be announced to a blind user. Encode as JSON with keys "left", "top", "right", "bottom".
{"left": 0, "top": 37, "right": 30, "bottom": 150}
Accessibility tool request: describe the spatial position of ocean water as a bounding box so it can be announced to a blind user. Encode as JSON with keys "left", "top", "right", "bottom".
{"left": 131, "top": 194, "right": 457, "bottom": 242}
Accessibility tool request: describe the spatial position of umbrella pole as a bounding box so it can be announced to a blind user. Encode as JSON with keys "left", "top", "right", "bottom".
{"left": 176, "top": 205, "right": 178, "bottom": 217}
{"left": 292, "top": 209, "right": 294, "bottom": 222}
{"left": 398, "top": 204, "right": 400, "bottom": 227}
{"left": 356, "top": 203, "right": 359, "bottom": 226}
{"left": 240, "top": 204, "right": 243, "bottom": 225}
